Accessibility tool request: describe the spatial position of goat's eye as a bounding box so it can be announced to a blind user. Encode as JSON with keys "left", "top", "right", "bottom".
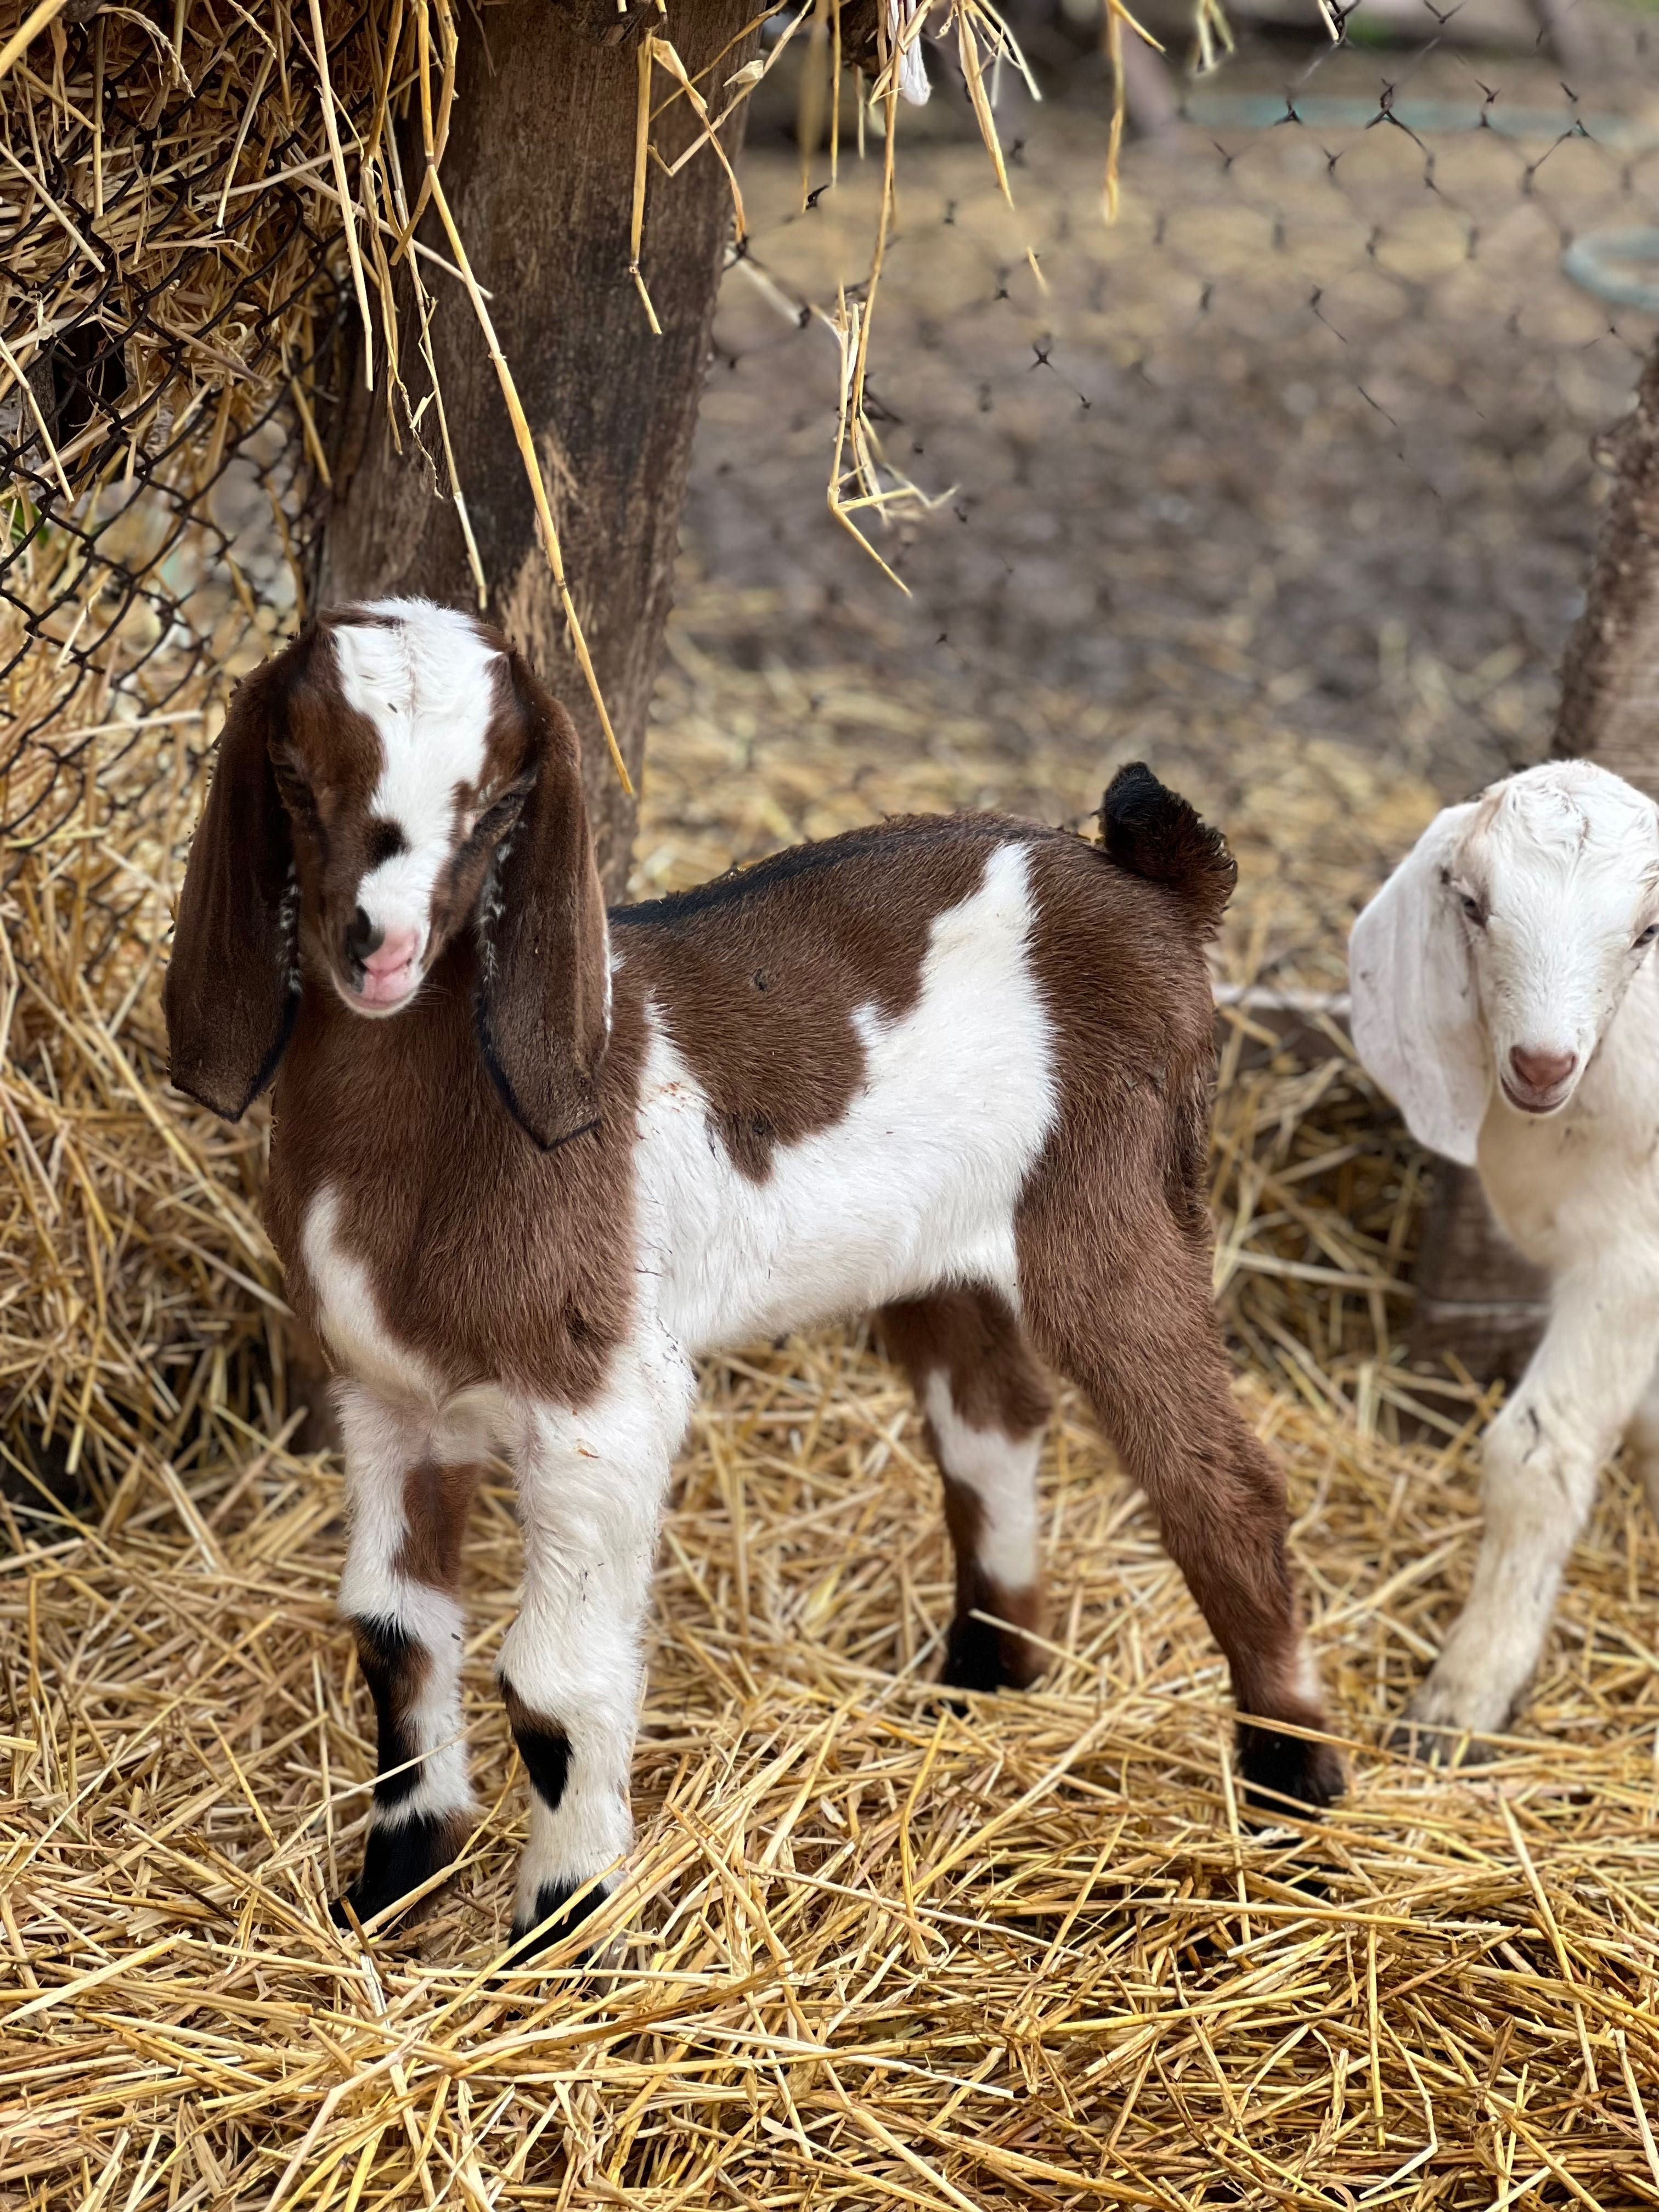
{"left": 1459, "top": 894, "right": 1486, "bottom": 927}
{"left": 1637, "top": 924, "right": 1659, "bottom": 950}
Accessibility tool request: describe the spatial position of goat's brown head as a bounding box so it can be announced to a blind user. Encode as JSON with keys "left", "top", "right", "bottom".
{"left": 163, "top": 599, "right": 611, "bottom": 1150}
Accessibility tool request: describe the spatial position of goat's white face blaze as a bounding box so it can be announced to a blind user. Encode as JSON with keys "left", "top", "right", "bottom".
{"left": 1351, "top": 760, "right": 1659, "bottom": 1164}
{"left": 330, "top": 600, "right": 501, "bottom": 1016}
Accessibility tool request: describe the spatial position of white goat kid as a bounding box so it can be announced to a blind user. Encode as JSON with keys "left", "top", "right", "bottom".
{"left": 1350, "top": 759, "right": 1659, "bottom": 1751}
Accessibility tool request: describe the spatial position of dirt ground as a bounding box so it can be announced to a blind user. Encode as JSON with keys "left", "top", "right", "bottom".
{"left": 678, "top": 18, "right": 1659, "bottom": 821}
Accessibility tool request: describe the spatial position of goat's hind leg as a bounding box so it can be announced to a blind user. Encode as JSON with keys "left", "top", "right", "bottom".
{"left": 1019, "top": 1189, "right": 1342, "bottom": 1815}
{"left": 880, "top": 1286, "right": 1052, "bottom": 1694}
{"left": 332, "top": 1387, "right": 481, "bottom": 1928}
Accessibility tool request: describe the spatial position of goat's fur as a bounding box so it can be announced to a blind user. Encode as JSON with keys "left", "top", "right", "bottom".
{"left": 1351, "top": 758, "right": 1659, "bottom": 1751}
{"left": 167, "top": 600, "right": 1341, "bottom": 1954}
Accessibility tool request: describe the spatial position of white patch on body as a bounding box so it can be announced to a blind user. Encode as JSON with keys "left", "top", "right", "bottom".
{"left": 923, "top": 1371, "right": 1041, "bottom": 1591}
{"left": 332, "top": 600, "right": 500, "bottom": 951}
{"left": 634, "top": 840, "right": 1058, "bottom": 1356}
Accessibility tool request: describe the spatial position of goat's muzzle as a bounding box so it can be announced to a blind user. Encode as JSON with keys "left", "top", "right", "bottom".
{"left": 342, "top": 910, "right": 424, "bottom": 1013}
{"left": 1502, "top": 1043, "right": 1578, "bottom": 1116}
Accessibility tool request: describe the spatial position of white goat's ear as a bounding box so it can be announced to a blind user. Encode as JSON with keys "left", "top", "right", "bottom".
{"left": 1349, "top": 803, "right": 1488, "bottom": 1167}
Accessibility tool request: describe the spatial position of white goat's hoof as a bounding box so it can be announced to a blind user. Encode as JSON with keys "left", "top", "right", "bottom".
{"left": 1391, "top": 1678, "right": 1515, "bottom": 1767}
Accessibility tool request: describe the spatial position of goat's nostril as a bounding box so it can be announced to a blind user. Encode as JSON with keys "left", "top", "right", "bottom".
{"left": 1509, "top": 1044, "right": 1578, "bottom": 1092}
{"left": 345, "top": 906, "right": 383, "bottom": 966}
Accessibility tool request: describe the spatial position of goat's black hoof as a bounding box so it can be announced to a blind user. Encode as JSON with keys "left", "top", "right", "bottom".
{"left": 499, "top": 1877, "right": 610, "bottom": 1973}
{"left": 330, "top": 1811, "right": 466, "bottom": 1933}
{"left": 1237, "top": 1723, "right": 1345, "bottom": 1819}
{"left": 1389, "top": 1715, "right": 1503, "bottom": 1770}
{"left": 939, "top": 1614, "right": 1038, "bottom": 1700}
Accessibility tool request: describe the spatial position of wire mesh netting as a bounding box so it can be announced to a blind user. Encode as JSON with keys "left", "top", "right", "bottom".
{"left": 8, "top": 0, "right": 1659, "bottom": 2202}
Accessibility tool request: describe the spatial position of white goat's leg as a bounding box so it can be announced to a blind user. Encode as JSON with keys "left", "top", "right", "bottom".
{"left": 1404, "top": 1265, "right": 1659, "bottom": 1748}
{"left": 1623, "top": 1359, "right": 1659, "bottom": 1528}
{"left": 332, "top": 1385, "right": 479, "bottom": 1926}
{"left": 499, "top": 1338, "right": 696, "bottom": 1959}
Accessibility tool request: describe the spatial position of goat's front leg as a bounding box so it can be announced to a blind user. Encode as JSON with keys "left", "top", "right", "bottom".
{"left": 499, "top": 1343, "right": 695, "bottom": 1961}
{"left": 332, "top": 1386, "right": 481, "bottom": 1927}
{"left": 1402, "top": 1260, "right": 1659, "bottom": 1752}
{"left": 1622, "top": 1358, "right": 1659, "bottom": 1529}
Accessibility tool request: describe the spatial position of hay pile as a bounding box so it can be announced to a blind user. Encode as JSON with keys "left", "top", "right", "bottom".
{"left": 7, "top": 4, "right": 1659, "bottom": 2205}
{"left": 7, "top": 605, "right": 1659, "bottom": 2205}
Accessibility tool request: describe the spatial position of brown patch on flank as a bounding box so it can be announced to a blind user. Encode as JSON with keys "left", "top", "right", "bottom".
{"left": 392, "top": 1459, "right": 481, "bottom": 1592}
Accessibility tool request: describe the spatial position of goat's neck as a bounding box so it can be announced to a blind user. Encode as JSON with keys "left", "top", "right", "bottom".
{"left": 267, "top": 934, "right": 494, "bottom": 1240}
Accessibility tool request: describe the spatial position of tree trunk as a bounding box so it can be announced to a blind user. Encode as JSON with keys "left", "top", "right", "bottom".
{"left": 1552, "top": 340, "right": 1659, "bottom": 799}
{"left": 1408, "top": 337, "right": 1659, "bottom": 1381}
{"left": 320, "top": 0, "right": 761, "bottom": 901}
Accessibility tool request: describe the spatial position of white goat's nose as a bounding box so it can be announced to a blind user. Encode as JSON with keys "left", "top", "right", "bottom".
{"left": 1509, "top": 1044, "right": 1577, "bottom": 1093}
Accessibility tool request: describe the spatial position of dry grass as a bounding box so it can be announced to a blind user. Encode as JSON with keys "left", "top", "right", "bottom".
{"left": 6, "top": 618, "right": 1659, "bottom": 2206}
{"left": 8, "top": 3, "right": 1659, "bottom": 2203}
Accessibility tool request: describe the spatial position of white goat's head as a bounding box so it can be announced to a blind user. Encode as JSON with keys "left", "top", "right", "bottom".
{"left": 1349, "top": 760, "right": 1659, "bottom": 1165}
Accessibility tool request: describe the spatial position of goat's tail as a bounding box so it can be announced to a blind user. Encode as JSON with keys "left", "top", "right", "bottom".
{"left": 1098, "top": 762, "right": 1237, "bottom": 935}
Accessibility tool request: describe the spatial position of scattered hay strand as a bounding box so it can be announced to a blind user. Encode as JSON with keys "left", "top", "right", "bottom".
{"left": 6, "top": 591, "right": 1659, "bottom": 2203}
{"left": 4, "top": 5, "right": 1659, "bottom": 2204}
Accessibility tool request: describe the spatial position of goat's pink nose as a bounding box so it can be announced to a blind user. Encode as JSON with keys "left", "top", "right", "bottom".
{"left": 362, "top": 926, "right": 420, "bottom": 978}
{"left": 1509, "top": 1044, "right": 1577, "bottom": 1093}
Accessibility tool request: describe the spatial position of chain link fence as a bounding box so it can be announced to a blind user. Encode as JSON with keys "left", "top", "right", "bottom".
{"left": 1, "top": 0, "right": 368, "bottom": 921}
{"left": 694, "top": 2, "right": 1659, "bottom": 836}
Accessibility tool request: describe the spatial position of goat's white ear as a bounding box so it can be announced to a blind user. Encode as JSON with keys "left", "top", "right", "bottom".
{"left": 1348, "top": 803, "right": 1488, "bottom": 1167}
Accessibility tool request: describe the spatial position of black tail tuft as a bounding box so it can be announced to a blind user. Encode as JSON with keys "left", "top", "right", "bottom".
{"left": 1099, "top": 762, "right": 1237, "bottom": 934}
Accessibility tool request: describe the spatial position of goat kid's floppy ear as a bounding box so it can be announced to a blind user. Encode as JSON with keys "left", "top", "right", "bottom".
{"left": 163, "top": 655, "right": 301, "bottom": 1121}
{"left": 1348, "top": 802, "right": 1488, "bottom": 1167}
{"left": 476, "top": 654, "right": 611, "bottom": 1151}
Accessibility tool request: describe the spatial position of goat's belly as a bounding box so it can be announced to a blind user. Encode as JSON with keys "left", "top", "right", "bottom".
{"left": 652, "top": 1177, "right": 1028, "bottom": 1356}
{"left": 634, "top": 895, "right": 1059, "bottom": 1357}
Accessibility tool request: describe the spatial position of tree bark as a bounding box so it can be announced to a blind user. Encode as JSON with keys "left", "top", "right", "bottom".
{"left": 1552, "top": 340, "right": 1659, "bottom": 799}
{"left": 1407, "top": 337, "right": 1659, "bottom": 1381}
{"left": 319, "top": 0, "right": 761, "bottom": 901}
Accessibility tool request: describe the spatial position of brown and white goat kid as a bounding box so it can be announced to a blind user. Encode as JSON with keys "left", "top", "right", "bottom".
{"left": 165, "top": 600, "right": 1342, "bottom": 1957}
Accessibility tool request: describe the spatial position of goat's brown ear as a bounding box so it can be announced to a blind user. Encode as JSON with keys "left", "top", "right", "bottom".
{"left": 163, "top": 655, "right": 301, "bottom": 1120}
{"left": 475, "top": 654, "right": 610, "bottom": 1151}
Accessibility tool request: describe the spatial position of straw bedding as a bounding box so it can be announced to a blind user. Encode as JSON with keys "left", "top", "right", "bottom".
{"left": 7, "top": 11, "right": 1659, "bottom": 2211}
{"left": 6, "top": 611, "right": 1659, "bottom": 2207}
